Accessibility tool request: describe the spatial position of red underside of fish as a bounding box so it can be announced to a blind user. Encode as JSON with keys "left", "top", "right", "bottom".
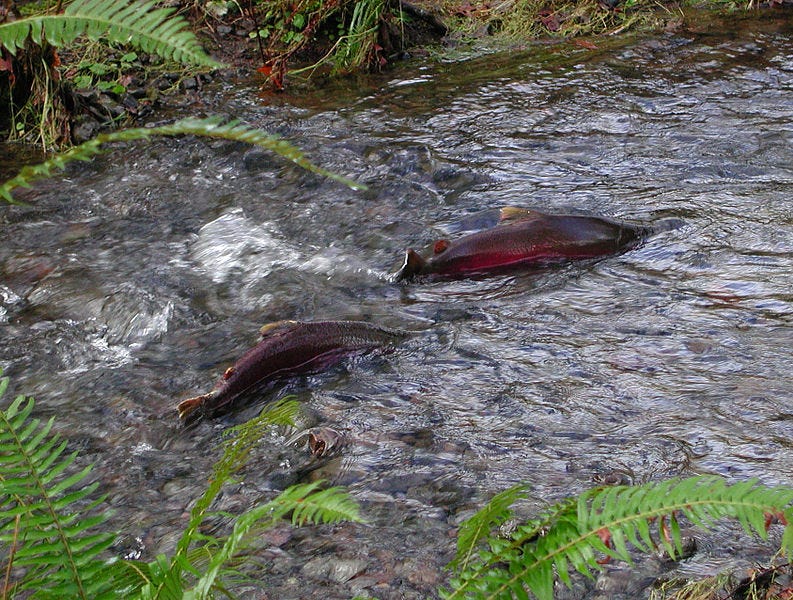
{"left": 407, "top": 213, "right": 643, "bottom": 279}
{"left": 437, "top": 244, "right": 616, "bottom": 273}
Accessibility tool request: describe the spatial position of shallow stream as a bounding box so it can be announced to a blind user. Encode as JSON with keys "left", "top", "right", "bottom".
{"left": 2, "top": 13, "right": 792, "bottom": 599}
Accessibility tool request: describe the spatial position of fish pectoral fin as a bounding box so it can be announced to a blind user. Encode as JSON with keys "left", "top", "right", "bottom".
{"left": 392, "top": 249, "right": 427, "bottom": 282}
{"left": 499, "top": 206, "right": 542, "bottom": 223}
{"left": 177, "top": 392, "right": 214, "bottom": 422}
{"left": 260, "top": 320, "right": 298, "bottom": 337}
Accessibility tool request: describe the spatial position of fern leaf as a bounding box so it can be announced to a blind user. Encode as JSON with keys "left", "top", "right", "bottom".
{"left": 190, "top": 481, "right": 363, "bottom": 597}
{"left": 0, "top": 0, "right": 220, "bottom": 67}
{"left": 287, "top": 482, "right": 363, "bottom": 526}
{"left": 450, "top": 483, "right": 529, "bottom": 570}
{"left": 444, "top": 476, "right": 793, "bottom": 600}
{"left": 134, "top": 396, "right": 307, "bottom": 597}
{"left": 0, "top": 374, "right": 117, "bottom": 599}
{"left": 173, "top": 396, "right": 302, "bottom": 561}
{"left": 222, "top": 396, "right": 301, "bottom": 444}
{"left": 1, "top": 117, "right": 365, "bottom": 204}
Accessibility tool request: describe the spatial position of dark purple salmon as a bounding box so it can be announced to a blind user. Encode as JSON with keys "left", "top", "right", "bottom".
{"left": 177, "top": 320, "right": 406, "bottom": 421}
{"left": 393, "top": 207, "right": 648, "bottom": 281}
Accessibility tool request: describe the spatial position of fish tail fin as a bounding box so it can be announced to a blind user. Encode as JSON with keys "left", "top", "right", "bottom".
{"left": 392, "top": 249, "right": 426, "bottom": 282}
{"left": 177, "top": 392, "right": 214, "bottom": 422}
{"left": 649, "top": 217, "right": 685, "bottom": 235}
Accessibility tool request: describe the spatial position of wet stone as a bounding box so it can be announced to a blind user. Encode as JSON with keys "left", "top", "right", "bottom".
{"left": 592, "top": 469, "right": 634, "bottom": 486}
{"left": 242, "top": 148, "right": 282, "bottom": 173}
{"left": 301, "top": 556, "right": 367, "bottom": 583}
{"left": 402, "top": 558, "right": 444, "bottom": 586}
{"left": 156, "top": 77, "right": 173, "bottom": 91}
{"left": 121, "top": 94, "right": 139, "bottom": 110}
{"left": 181, "top": 77, "right": 198, "bottom": 90}
{"left": 72, "top": 119, "right": 102, "bottom": 144}
{"left": 260, "top": 524, "right": 293, "bottom": 548}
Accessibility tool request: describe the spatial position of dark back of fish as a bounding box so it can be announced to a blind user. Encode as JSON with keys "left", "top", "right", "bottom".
{"left": 203, "top": 320, "right": 406, "bottom": 417}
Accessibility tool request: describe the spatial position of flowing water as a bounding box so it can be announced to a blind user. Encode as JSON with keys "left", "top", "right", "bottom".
{"left": 2, "top": 13, "right": 793, "bottom": 599}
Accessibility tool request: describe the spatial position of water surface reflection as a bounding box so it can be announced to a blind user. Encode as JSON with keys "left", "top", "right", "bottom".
{"left": 2, "top": 15, "right": 793, "bottom": 599}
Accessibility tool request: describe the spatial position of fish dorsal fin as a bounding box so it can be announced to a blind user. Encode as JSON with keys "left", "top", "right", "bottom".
{"left": 260, "top": 320, "right": 298, "bottom": 337}
{"left": 433, "top": 239, "right": 450, "bottom": 255}
{"left": 393, "top": 249, "right": 427, "bottom": 282}
{"left": 499, "top": 206, "right": 543, "bottom": 223}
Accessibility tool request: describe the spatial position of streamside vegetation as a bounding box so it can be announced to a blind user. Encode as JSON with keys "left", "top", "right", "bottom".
{"left": 1, "top": 371, "right": 792, "bottom": 598}
{"left": 0, "top": 115, "right": 364, "bottom": 203}
{"left": 1, "top": 0, "right": 787, "bottom": 151}
{"left": 0, "top": 0, "right": 371, "bottom": 203}
{"left": 211, "top": 0, "right": 789, "bottom": 89}
{"left": 0, "top": 0, "right": 221, "bottom": 148}
{"left": 1, "top": 0, "right": 787, "bottom": 201}
{"left": 0, "top": 372, "right": 362, "bottom": 598}
{"left": 445, "top": 480, "right": 793, "bottom": 599}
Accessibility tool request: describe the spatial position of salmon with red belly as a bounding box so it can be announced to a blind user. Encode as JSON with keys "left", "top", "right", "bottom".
{"left": 177, "top": 320, "right": 406, "bottom": 421}
{"left": 393, "top": 207, "right": 649, "bottom": 281}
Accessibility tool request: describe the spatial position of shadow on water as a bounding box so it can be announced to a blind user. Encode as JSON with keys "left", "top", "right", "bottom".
{"left": 2, "top": 13, "right": 793, "bottom": 599}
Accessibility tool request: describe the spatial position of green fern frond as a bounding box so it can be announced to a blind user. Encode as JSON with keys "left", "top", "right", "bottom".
{"left": 223, "top": 396, "right": 301, "bottom": 441}
{"left": 0, "top": 0, "right": 220, "bottom": 67}
{"left": 444, "top": 476, "right": 793, "bottom": 600}
{"left": 0, "top": 373, "right": 117, "bottom": 600}
{"left": 1, "top": 116, "right": 365, "bottom": 204}
{"left": 134, "top": 397, "right": 359, "bottom": 598}
{"left": 157, "top": 395, "right": 359, "bottom": 598}
{"left": 174, "top": 397, "right": 302, "bottom": 561}
{"left": 450, "top": 483, "right": 530, "bottom": 571}
{"left": 285, "top": 480, "right": 364, "bottom": 526}
{"left": 190, "top": 480, "right": 363, "bottom": 598}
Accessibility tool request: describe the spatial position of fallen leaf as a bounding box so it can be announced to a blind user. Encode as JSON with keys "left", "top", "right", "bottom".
{"left": 538, "top": 10, "right": 560, "bottom": 32}
{"left": 573, "top": 39, "right": 598, "bottom": 50}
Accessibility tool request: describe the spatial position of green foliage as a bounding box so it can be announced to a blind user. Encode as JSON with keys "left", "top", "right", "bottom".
{"left": 444, "top": 477, "right": 793, "bottom": 600}
{"left": 0, "top": 373, "right": 364, "bottom": 598}
{"left": 0, "top": 374, "right": 118, "bottom": 599}
{"left": 255, "top": 0, "right": 387, "bottom": 70}
{"left": 250, "top": 1, "right": 322, "bottom": 46}
{"left": 174, "top": 397, "right": 304, "bottom": 562}
{"left": 0, "top": 0, "right": 223, "bottom": 148}
{"left": 252, "top": 0, "right": 397, "bottom": 87}
{"left": 190, "top": 480, "right": 362, "bottom": 597}
{"left": 0, "top": 0, "right": 221, "bottom": 68}
{"left": 441, "top": 0, "right": 667, "bottom": 41}
{"left": 71, "top": 49, "right": 140, "bottom": 94}
{"left": 127, "top": 397, "right": 363, "bottom": 598}
{"left": 332, "top": 0, "right": 385, "bottom": 73}
{"left": 0, "top": 115, "right": 365, "bottom": 203}
{"left": 449, "top": 483, "right": 529, "bottom": 571}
